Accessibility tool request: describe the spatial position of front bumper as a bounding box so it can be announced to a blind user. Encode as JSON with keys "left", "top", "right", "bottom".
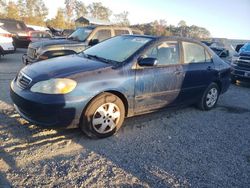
{"left": 10, "top": 80, "right": 87, "bottom": 128}
{"left": 231, "top": 66, "right": 250, "bottom": 81}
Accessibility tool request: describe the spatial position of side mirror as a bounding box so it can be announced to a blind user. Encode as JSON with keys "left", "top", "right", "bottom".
{"left": 89, "top": 39, "right": 99, "bottom": 46}
{"left": 138, "top": 57, "right": 158, "bottom": 67}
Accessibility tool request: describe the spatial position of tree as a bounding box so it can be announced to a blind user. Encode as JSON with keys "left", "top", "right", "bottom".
{"left": 64, "top": 0, "right": 76, "bottom": 21}
{"left": 178, "top": 20, "right": 187, "bottom": 27}
{"left": 75, "top": 0, "right": 87, "bottom": 18}
{"left": 6, "top": 1, "right": 19, "bottom": 20}
{"left": 177, "top": 20, "right": 188, "bottom": 37}
{"left": 189, "top": 25, "right": 210, "bottom": 39}
{"left": 133, "top": 20, "right": 210, "bottom": 39}
{"left": 152, "top": 20, "right": 168, "bottom": 36}
{"left": 0, "top": 0, "right": 7, "bottom": 17}
{"left": 87, "top": 2, "right": 112, "bottom": 21}
{"left": 113, "top": 11, "right": 130, "bottom": 26}
{"left": 17, "top": 0, "right": 27, "bottom": 19}
{"left": 46, "top": 8, "right": 67, "bottom": 29}
{"left": 17, "top": 0, "right": 48, "bottom": 26}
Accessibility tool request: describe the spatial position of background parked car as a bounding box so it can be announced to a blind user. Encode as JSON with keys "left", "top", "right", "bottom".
{"left": 231, "top": 42, "right": 250, "bottom": 83}
{"left": 202, "top": 40, "right": 231, "bottom": 63}
{"left": 235, "top": 44, "right": 244, "bottom": 53}
{"left": 0, "top": 18, "right": 31, "bottom": 48}
{"left": 0, "top": 24, "right": 15, "bottom": 58}
{"left": 47, "top": 26, "right": 62, "bottom": 37}
{"left": 27, "top": 31, "right": 52, "bottom": 43}
{"left": 22, "top": 25, "right": 143, "bottom": 64}
{"left": 11, "top": 35, "right": 231, "bottom": 138}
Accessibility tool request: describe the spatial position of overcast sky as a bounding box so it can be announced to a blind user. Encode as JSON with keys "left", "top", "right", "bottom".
{"left": 40, "top": 0, "right": 250, "bottom": 39}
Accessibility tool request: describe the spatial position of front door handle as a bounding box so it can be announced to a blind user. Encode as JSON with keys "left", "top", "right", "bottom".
{"left": 207, "top": 66, "right": 213, "bottom": 71}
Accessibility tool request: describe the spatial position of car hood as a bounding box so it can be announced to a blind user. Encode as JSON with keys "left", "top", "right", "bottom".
{"left": 21, "top": 54, "right": 113, "bottom": 82}
{"left": 239, "top": 51, "right": 250, "bottom": 56}
{"left": 30, "top": 39, "right": 82, "bottom": 49}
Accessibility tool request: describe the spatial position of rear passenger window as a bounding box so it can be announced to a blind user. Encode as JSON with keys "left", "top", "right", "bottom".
{"left": 114, "top": 30, "right": 129, "bottom": 36}
{"left": 183, "top": 42, "right": 211, "bottom": 63}
{"left": 92, "top": 29, "right": 112, "bottom": 42}
{"left": 144, "top": 41, "right": 179, "bottom": 66}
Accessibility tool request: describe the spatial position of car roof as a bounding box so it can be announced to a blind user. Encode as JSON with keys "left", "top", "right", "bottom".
{"left": 78, "top": 25, "right": 142, "bottom": 32}
{"left": 124, "top": 35, "right": 203, "bottom": 43}
{"left": 0, "top": 18, "right": 25, "bottom": 24}
{"left": 0, "top": 27, "right": 11, "bottom": 34}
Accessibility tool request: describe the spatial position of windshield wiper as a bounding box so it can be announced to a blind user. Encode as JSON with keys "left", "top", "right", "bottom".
{"left": 84, "top": 54, "right": 117, "bottom": 64}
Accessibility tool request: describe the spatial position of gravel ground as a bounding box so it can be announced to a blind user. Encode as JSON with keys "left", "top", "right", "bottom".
{"left": 0, "top": 50, "right": 250, "bottom": 187}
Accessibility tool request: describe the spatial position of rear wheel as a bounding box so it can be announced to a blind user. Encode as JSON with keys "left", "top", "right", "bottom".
{"left": 198, "top": 83, "right": 219, "bottom": 111}
{"left": 80, "top": 92, "right": 125, "bottom": 138}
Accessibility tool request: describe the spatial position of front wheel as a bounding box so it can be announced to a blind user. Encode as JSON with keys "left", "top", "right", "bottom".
{"left": 198, "top": 83, "right": 220, "bottom": 111}
{"left": 80, "top": 92, "right": 125, "bottom": 138}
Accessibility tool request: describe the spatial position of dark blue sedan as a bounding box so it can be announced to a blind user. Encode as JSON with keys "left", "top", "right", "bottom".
{"left": 10, "top": 35, "right": 231, "bottom": 138}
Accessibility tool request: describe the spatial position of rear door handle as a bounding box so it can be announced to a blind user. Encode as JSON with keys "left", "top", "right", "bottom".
{"left": 174, "top": 70, "right": 182, "bottom": 75}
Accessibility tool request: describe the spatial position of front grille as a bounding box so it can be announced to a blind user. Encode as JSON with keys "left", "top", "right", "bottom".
{"left": 239, "top": 56, "right": 250, "bottom": 61}
{"left": 27, "top": 47, "right": 36, "bottom": 58}
{"left": 17, "top": 72, "right": 32, "bottom": 89}
{"left": 237, "top": 61, "right": 250, "bottom": 71}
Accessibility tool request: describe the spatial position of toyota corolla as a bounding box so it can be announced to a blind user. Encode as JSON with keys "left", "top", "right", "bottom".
{"left": 10, "top": 35, "right": 231, "bottom": 138}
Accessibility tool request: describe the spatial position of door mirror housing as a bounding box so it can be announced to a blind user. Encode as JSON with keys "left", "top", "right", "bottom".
{"left": 138, "top": 57, "right": 158, "bottom": 67}
{"left": 89, "top": 39, "right": 99, "bottom": 46}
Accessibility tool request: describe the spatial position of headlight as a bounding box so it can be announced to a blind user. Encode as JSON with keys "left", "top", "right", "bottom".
{"left": 30, "top": 78, "right": 77, "bottom": 94}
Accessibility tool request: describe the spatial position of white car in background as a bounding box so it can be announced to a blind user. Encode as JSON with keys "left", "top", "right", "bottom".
{"left": 0, "top": 23, "right": 15, "bottom": 58}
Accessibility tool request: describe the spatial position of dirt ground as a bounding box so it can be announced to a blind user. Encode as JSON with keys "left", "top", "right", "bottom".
{"left": 0, "top": 49, "right": 250, "bottom": 187}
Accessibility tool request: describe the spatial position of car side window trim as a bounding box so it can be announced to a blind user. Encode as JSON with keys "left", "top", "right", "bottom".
{"left": 137, "top": 40, "right": 181, "bottom": 68}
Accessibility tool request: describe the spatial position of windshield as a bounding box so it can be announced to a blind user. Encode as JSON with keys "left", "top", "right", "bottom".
{"left": 84, "top": 36, "right": 152, "bottom": 63}
{"left": 68, "top": 27, "right": 93, "bottom": 42}
{"left": 240, "top": 43, "right": 250, "bottom": 52}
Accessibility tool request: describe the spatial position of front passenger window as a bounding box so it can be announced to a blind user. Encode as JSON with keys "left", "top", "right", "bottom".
{"left": 144, "top": 41, "right": 179, "bottom": 66}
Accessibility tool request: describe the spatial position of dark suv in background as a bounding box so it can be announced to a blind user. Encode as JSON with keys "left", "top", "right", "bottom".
{"left": 0, "top": 18, "right": 30, "bottom": 48}
{"left": 231, "top": 42, "right": 250, "bottom": 83}
{"left": 23, "top": 25, "right": 143, "bottom": 64}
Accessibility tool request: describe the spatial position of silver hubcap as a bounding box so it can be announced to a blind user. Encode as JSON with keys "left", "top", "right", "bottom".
{"left": 206, "top": 88, "right": 218, "bottom": 108}
{"left": 92, "top": 103, "right": 120, "bottom": 134}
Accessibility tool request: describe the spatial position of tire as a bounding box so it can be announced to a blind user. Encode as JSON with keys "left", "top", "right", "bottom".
{"left": 198, "top": 83, "right": 220, "bottom": 111}
{"left": 80, "top": 92, "right": 125, "bottom": 138}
